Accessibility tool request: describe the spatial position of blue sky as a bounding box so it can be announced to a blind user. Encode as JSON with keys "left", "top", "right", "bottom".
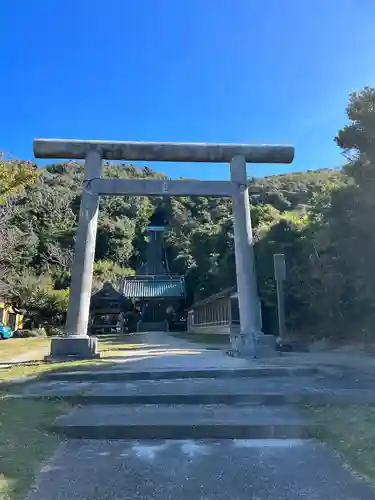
{"left": 2, "top": 0, "right": 375, "bottom": 179}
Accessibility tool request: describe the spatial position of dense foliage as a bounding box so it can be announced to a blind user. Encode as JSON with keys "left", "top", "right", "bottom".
{"left": 2, "top": 87, "right": 375, "bottom": 339}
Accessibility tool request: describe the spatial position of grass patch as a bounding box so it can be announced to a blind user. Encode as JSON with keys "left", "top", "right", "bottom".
{"left": 0, "top": 335, "right": 146, "bottom": 383}
{"left": 0, "top": 333, "right": 148, "bottom": 364}
{"left": 306, "top": 405, "right": 375, "bottom": 480}
{"left": 0, "top": 339, "right": 51, "bottom": 363}
{"left": 0, "top": 395, "right": 69, "bottom": 500}
{"left": 0, "top": 359, "right": 115, "bottom": 384}
{"left": 0, "top": 332, "right": 186, "bottom": 383}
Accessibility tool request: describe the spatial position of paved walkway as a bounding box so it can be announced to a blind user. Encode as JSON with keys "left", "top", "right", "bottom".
{"left": 104, "top": 330, "right": 253, "bottom": 371}
{"left": 107, "top": 331, "right": 375, "bottom": 380}
{"left": 28, "top": 439, "right": 375, "bottom": 500}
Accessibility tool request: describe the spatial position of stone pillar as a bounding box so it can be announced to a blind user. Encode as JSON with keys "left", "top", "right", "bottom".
{"left": 230, "top": 155, "right": 275, "bottom": 357}
{"left": 47, "top": 148, "right": 102, "bottom": 360}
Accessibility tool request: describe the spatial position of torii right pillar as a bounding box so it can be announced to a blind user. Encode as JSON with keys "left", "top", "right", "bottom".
{"left": 230, "top": 155, "right": 275, "bottom": 357}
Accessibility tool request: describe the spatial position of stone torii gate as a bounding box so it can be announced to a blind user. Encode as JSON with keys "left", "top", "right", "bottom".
{"left": 33, "top": 139, "right": 294, "bottom": 359}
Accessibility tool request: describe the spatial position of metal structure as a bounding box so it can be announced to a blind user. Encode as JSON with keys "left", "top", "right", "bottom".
{"left": 33, "top": 139, "right": 294, "bottom": 359}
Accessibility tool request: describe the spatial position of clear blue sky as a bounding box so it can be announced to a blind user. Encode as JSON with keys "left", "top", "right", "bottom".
{"left": 2, "top": 0, "right": 375, "bottom": 179}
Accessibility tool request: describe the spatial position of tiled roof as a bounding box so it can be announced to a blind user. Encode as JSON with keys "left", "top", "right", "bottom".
{"left": 122, "top": 276, "right": 185, "bottom": 298}
{"left": 189, "top": 286, "right": 237, "bottom": 308}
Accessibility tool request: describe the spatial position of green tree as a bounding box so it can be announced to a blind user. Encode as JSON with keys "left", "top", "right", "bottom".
{"left": 0, "top": 154, "right": 38, "bottom": 203}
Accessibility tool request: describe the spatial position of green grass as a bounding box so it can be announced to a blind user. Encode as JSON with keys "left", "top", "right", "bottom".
{"left": 0, "top": 396, "right": 70, "bottom": 500}
{"left": 0, "top": 334, "right": 149, "bottom": 382}
{"left": 0, "top": 358, "right": 116, "bottom": 384}
{"left": 306, "top": 405, "right": 375, "bottom": 481}
{"left": 0, "top": 333, "right": 149, "bottom": 365}
{"left": 0, "top": 338, "right": 51, "bottom": 362}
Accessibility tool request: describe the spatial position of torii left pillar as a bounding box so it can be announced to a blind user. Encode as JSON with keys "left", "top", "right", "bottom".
{"left": 47, "top": 148, "right": 102, "bottom": 359}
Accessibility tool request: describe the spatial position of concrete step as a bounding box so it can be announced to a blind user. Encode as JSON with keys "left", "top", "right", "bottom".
{"left": 19, "top": 374, "right": 375, "bottom": 406}
{"left": 19, "top": 379, "right": 375, "bottom": 406}
{"left": 22, "top": 392, "right": 293, "bottom": 405}
{"left": 51, "top": 404, "right": 318, "bottom": 440}
{"left": 22, "top": 391, "right": 365, "bottom": 406}
{"left": 42, "top": 366, "right": 320, "bottom": 382}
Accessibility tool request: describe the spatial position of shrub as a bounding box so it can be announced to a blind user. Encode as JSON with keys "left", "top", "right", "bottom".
{"left": 43, "top": 326, "right": 63, "bottom": 337}
{"left": 12, "top": 328, "right": 47, "bottom": 338}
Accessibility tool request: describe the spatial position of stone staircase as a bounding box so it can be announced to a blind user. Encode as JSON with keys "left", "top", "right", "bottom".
{"left": 13, "top": 343, "right": 375, "bottom": 447}
{"left": 15, "top": 365, "right": 332, "bottom": 441}
{"left": 20, "top": 338, "right": 375, "bottom": 500}
{"left": 15, "top": 357, "right": 375, "bottom": 443}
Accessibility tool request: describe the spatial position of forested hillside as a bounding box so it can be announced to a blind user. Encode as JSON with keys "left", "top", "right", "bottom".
{"left": 1, "top": 86, "right": 375, "bottom": 340}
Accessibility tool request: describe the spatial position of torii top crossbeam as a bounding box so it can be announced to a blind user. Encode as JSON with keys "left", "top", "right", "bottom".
{"left": 33, "top": 138, "right": 294, "bottom": 164}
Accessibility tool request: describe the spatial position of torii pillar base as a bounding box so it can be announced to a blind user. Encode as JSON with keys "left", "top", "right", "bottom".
{"left": 228, "top": 333, "right": 276, "bottom": 359}
{"left": 45, "top": 336, "right": 100, "bottom": 362}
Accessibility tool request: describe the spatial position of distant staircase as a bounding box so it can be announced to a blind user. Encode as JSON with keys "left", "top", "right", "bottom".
{"left": 121, "top": 216, "right": 185, "bottom": 332}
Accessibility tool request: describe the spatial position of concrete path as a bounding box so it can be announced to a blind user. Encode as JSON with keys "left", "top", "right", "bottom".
{"left": 27, "top": 439, "right": 375, "bottom": 500}
{"left": 101, "top": 330, "right": 254, "bottom": 372}
{"left": 119, "top": 331, "right": 375, "bottom": 379}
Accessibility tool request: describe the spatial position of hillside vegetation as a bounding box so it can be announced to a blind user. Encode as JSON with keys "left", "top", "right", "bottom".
{"left": 1, "top": 87, "right": 375, "bottom": 340}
